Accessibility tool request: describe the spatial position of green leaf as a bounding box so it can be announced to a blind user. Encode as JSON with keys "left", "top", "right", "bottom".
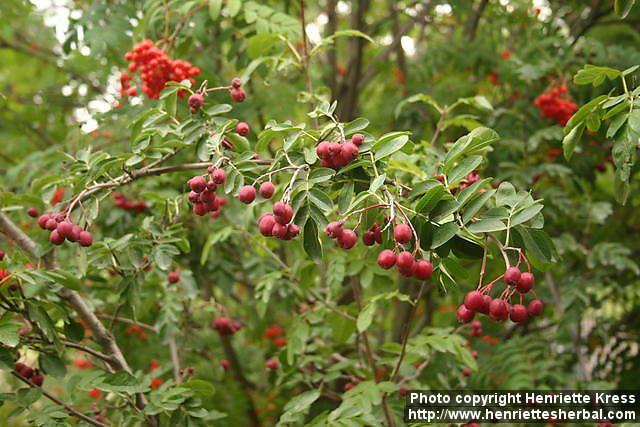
{"left": 468, "top": 218, "right": 507, "bottom": 233}
{"left": 373, "top": 132, "right": 410, "bottom": 160}
{"left": 395, "top": 93, "right": 442, "bottom": 117}
{"left": 357, "top": 301, "right": 376, "bottom": 333}
{"left": 461, "top": 189, "right": 495, "bottom": 223}
{"left": 444, "top": 127, "right": 499, "bottom": 168}
{"left": 431, "top": 222, "right": 459, "bottom": 249}
{"left": 303, "top": 219, "right": 322, "bottom": 263}
{"left": 0, "top": 315, "right": 20, "bottom": 347}
{"left": 182, "top": 379, "right": 216, "bottom": 398}
{"left": 208, "top": 0, "right": 222, "bottom": 19}
{"left": 308, "top": 188, "right": 333, "bottom": 211}
{"left": 225, "top": 0, "right": 242, "bottom": 17}
{"left": 573, "top": 65, "right": 621, "bottom": 86}
{"left": 277, "top": 390, "right": 321, "bottom": 425}
{"left": 369, "top": 174, "right": 386, "bottom": 193}
{"left": 39, "top": 354, "right": 67, "bottom": 378}
{"left": 415, "top": 184, "right": 446, "bottom": 214}
{"left": 446, "top": 155, "right": 483, "bottom": 185}
{"left": 510, "top": 203, "right": 544, "bottom": 227}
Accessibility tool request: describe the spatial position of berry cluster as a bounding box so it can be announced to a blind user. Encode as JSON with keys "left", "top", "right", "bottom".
{"left": 315, "top": 133, "right": 364, "bottom": 169}
{"left": 258, "top": 202, "right": 300, "bottom": 240}
{"left": 533, "top": 85, "right": 578, "bottom": 126}
{"left": 113, "top": 193, "right": 148, "bottom": 214}
{"left": 325, "top": 221, "right": 358, "bottom": 249}
{"left": 37, "top": 213, "right": 93, "bottom": 247}
{"left": 469, "top": 320, "right": 483, "bottom": 337}
{"left": 14, "top": 362, "right": 44, "bottom": 386}
{"left": 362, "top": 223, "right": 383, "bottom": 246}
{"left": 264, "top": 324, "right": 287, "bottom": 348}
{"left": 457, "top": 266, "right": 543, "bottom": 325}
{"left": 211, "top": 316, "right": 242, "bottom": 336}
{"left": 229, "top": 77, "right": 246, "bottom": 103}
{"left": 122, "top": 39, "right": 200, "bottom": 99}
{"left": 124, "top": 324, "right": 148, "bottom": 341}
{"left": 186, "top": 167, "right": 228, "bottom": 219}
{"left": 375, "top": 224, "right": 433, "bottom": 280}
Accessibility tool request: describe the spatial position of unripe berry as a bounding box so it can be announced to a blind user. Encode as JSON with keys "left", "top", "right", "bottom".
{"left": 325, "top": 221, "right": 343, "bottom": 238}
{"left": 464, "top": 291, "right": 485, "bottom": 312}
{"left": 259, "top": 182, "right": 275, "bottom": 199}
{"left": 238, "top": 185, "right": 256, "bottom": 204}
{"left": 230, "top": 87, "right": 246, "bottom": 102}
{"left": 377, "top": 250, "right": 396, "bottom": 269}
{"left": 266, "top": 358, "right": 278, "bottom": 370}
{"left": 393, "top": 224, "right": 412, "bottom": 244}
{"left": 527, "top": 299, "right": 543, "bottom": 317}
{"left": 258, "top": 214, "right": 276, "bottom": 236}
{"left": 78, "top": 231, "right": 93, "bottom": 247}
{"left": 236, "top": 122, "right": 250, "bottom": 136}
{"left": 351, "top": 133, "right": 365, "bottom": 146}
{"left": 504, "top": 266, "right": 521, "bottom": 286}
{"left": 457, "top": 305, "right": 475, "bottom": 323}
{"left": 509, "top": 304, "right": 528, "bottom": 323}
{"left": 167, "top": 271, "right": 180, "bottom": 283}
{"left": 50, "top": 230, "right": 64, "bottom": 245}
{"left": 338, "top": 229, "right": 357, "bottom": 249}
{"left": 413, "top": 260, "right": 433, "bottom": 280}
{"left": 211, "top": 169, "right": 227, "bottom": 185}
{"left": 231, "top": 77, "right": 242, "bottom": 88}
{"left": 517, "top": 272, "right": 535, "bottom": 293}
{"left": 489, "top": 299, "right": 508, "bottom": 321}
{"left": 188, "top": 176, "right": 207, "bottom": 193}
{"left": 27, "top": 208, "right": 39, "bottom": 218}
{"left": 188, "top": 93, "right": 204, "bottom": 110}
{"left": 316, "top": 142, "right": 330, "bottom": 158}
{"left": 396, "top": 251, "right": 414, "bottom": 269}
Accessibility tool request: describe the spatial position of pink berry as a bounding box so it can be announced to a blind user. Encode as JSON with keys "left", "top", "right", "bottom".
{"left": 272, "top": 222, "right": 288, "bottom": 239}
{"left": 236, "top": 122, "right": 250, "bottom": 136}
{"left": 230, "top": 87, "right": 246, "bottom": 102}
{"left": 509, "top": 304, "right": 528, "bottom": 323}
{"left": 464, "top": 291, "right": 485, "bottom": 312}
{"left": 504, "top": 266, "right": 521, "bottom": 286}
{"left": 238, "top": 186, "right": 256, "bottom": 204}
{"left": 27, "top": 208, "right": 39, "bottom": 218}
{"left": 78, "top": 231, "right": 93, "bottom": 247}
{"left": 211, "top": 169, "right": 227, "bottom": 185}
{"left": 413, "top": 260, "right": 433, "bottom": 280}
{"left": 273, "top": 202, "right": 293, "bottom": 225}
{"left": 167, "top": 271, "right": 180, "bottom": 283}
{"left": 393, "top": 224, "right": 412, "bottom": 244}
{"left": 188, "top": 176, "right": 207, "bottom": 193}
{"left": 527, "top": 299, "right": 543, "bottom": 317}
{"left": 188, "top": 93, "right": 204, "bottom": 110}
{"left": 337, "top": 229, "right": 357, "bottom": 249}
{"left": 49, "top": 230, "right": 64, "bottom": 245}
{"left": 489, "top": 299, "right": 508, "bottom": 321}
{"left": 37, "top": 214, "right": 50, "bottom": 229}
{"left": 316, "top": 142, "right": 330, "bottom": 159}
{"left": 377, "top": 250, "right": 396, "bottom": 269}
{"left": 396, "top": 251, "right": 414, "bottom": 269}
{"left": 258, "top": 214, "right": 276, "bottom": 236}
{"left": 259, "top": 182, "right": 275, "bottom": 199}
{"left": 325, "top": 221, "right": 343, "bottom": 238}
{"left": 266, "top": 358, "right": 278, "bottom": 370}
{"left": 456, "top": 305, "right": 475, "bottom": 323}
{"left": 231, "top": 77, "right": 242, "bottom": 88}
{"left": 351, "top": 133, "right": 365, "bottom": 146}
{"left": 517, "top": 272, "right": 535, "bottom": 293}
{"left": 57, "top": 221, "right": 73, "bottom": 239}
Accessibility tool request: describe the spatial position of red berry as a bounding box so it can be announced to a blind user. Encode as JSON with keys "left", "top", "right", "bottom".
{"left": 393, "top": 224, "right": 412, "bottom": 244}
{"left": 27, "top": 208, "right": 39, "bottom": 218}
{"left": 509, "top": 304, "right": 528, "bottom": 323}
{"left": 193, "top": 203, "right": 207, "bottom": 216}
{"left": 259, "top": 182, "right": 275, "bottom": 199}
{"left": 238, "top": 186, "right": 256, "bottom": 204}
{"left": 188, "top": 93, "right": 204, "bottom": 110}
{"left": 504, "top": 266, "right": 521, "bottom": 286}
{"left": 517, "top": 272, "right": 535, "bottom": 293}
{"left": 464, "top": 291, "right": 485, "bottom": 311}
{"left": 231, "top": 77, "right": 242, "bottom": 88}
{"left": 211, "top": 169, "right": 227, "bottom": 185}
{"left": 68, "top": 225, "right": 82, "bottom": 242}
{"left": 230, "top": 87, "right": 246, "bottom": 102}
{"left": 286, "top": 223, "right": 300, "bottom": 239}
{"left": 340, "top": 142, "right": 359, "bottom": 162}
{"left": 168, "top": 271, "right": 180, "bottom": 283}
{"left": 377, "top": 250, "right": 396, "bottom": 269}
{"left": 413, "top": 260, "right": 433, "bottom": 280}
{"left": 272, "top": 222, "right": 288, "bottom": 239}
{"left": 188, "top": 176, "right": 207, "bottom": 193}
{"left": 206, "top": 180, "right": 217, "bottom": 190}
{"left": 31, "top": 372, "right": 44, "bottom": 387}
{"left": 78, "top": 231, "right": 93, "bottom": 247}
{"left": 273, "top": 202, "right": 293, "bottom": 225}
{"left": 456, "top": 305, "right": 475, "bottom": 323}
{"left": 527, "top": 299, "right": 543, "bottom": 317}
{"left": 471, "top": 320, "right": 482, "bottom": 329}
{"left": 351, "top": 133, "right": 365, "bottom": 146}
{"left": 57, "top": 221, "right": 73, "bottom": 239}
{"left": 471, "top": 350, "right": 478, "bottom": 358}
{"left": 49, "top": 230, "right": 64, "bottom": 245}
{"left": 396, "top": 251, "right": 414, "bottom": 269}
{"left": 461, "top": 368, "right": 471, "bottom": 377}
{"left": 127, "top": 86, "right": 137, "bottom": 96}
{"left": 45, "top": 218, "right": 58, "bottom": 231}
{"left": 258, "top": 214, "right": 276, "bottom": 236}
{"left": 236, "top": 122, "right": 250, "bottom": 136}
{"left": 89, "top": 388, "right": 102, "bottom": 400}
{"left": 266, "top": 358, "right": 279, "bottom": 370}
{"left": 220, "top": 359, "right": 231, "bottom": 370}
{"left": 363, "top": 231, "right": 376, "bottom": 246}
{"left": 37, "top": 214, "right": 50, "bottom": 229}
{"left": 327, "top": 142, "right": 341, "bottom": 157}
{"left": 325, "top": 221, "right": 343, "bottom": 238}
{"left": 489, "top": 299, "right": 508, "bottom": 321}
{"left": 188, "top": 191, "right": 200, "bottom": 203}
{"left": 337, "top": 229, "right": 357, "bottom": 249}
{"left": 316, "top": 142, "right": 330, "bottom": 158}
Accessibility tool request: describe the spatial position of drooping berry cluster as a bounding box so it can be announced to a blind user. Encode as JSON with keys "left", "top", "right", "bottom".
{"left": 122, "top": 39, "right": 200, "bottom": 99}
{"left": 375, "top": 223, "right": 433, "bottom": 280}
{"left": 37, "top": 213, "right": 93, "bottom": 247}
{"left": 533, "top": 85, "right": 578, "bottom": 126}
{"left": 14, "top": 362, "right": 44, "bottom": 386}
{"left": 325, "top": 221, "right": 358, "bottom": 249}
{"left": 457, "top": 265, "right": 543, "bottom": 325}
{"left": 315, "top": 133, "right": 364, "bottom": 169}
{"left": 258, "top": 202, "right": 300, "bottom": 240}
{"left": 211, "top": 316, "right": 242, "bottom": 336}
{"left": 186, "top": 167, "right": 228, "bottom": 219}
{"left": 229, "top": 77, "right": 246, "bottom": 103}
{"left": 113, "top": 193, "right": 148, "bottom": 214}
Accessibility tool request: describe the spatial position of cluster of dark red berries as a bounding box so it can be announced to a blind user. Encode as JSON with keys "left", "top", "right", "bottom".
{"left": 124, "top": 324, "right": 148, "bottom": 341}
{"left": 37, "top": 213, "right": 93, "bottom": 247}
{"left": 113, "top": 193, "right": 148, "bottom": 214}
{"left": 315, "top": 133, "right": 364, "bottom": 169}
{"left": 533, "top": 85, "right": 578, "bottom": 126}
{"left": 325, "top": 221, "right": 358, "bottom": 249}
{"left": 457, "top": 266, "right": 543, "bottom": 325}
{"left": 258, "top": 202, "right": 299, "bottom": 240}
{"left": 228, "top": 77, "right": 246, "bottom": 103}
{"left": 122, "top": 39, "right": 200, "bottom": 99}
{"left": 211, "top": 316, "right": 242, "bottom": 336}
{"left": 14, "top": 362, "right": 44, "bottom": 386}
{"left": 469, "top": 320, "right": 483, "bottom": 337}
{"left": 186, "top": 167, "right": 228, "bottom": 219}
{"left": 375, "top": 224, "right": 433, "bottom": 280}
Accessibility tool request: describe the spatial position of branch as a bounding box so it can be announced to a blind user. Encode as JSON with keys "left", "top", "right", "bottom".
{"left": 11, "top": 372, "right": 108, "bottom": 427}
{"left": 168, "top": 335, "right": 182, "bottom": 384}
{"left": 465, "top": 0, "right": 490, "bottom": 41}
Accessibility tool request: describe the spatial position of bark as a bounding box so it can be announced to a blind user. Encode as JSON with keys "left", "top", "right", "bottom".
{"left": 465, "top": 0, "right": 490, "bottom": 41}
